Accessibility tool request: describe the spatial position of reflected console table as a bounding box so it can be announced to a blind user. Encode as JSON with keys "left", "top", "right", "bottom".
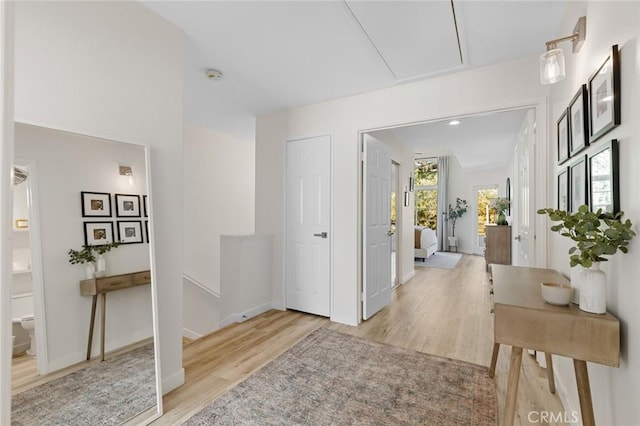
{"left": 491, "top": 265, "right": 620, "bottom": 426}
{"left": 80, "top": 270, "right": 151, "bottom": 361}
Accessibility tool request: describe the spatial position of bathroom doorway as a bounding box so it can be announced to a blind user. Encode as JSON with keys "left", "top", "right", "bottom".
{"left": 11, "top": 160, "right": 46, "bottom": 377}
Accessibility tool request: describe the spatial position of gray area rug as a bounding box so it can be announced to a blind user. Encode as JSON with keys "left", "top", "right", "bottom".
{"left": 12, "top": 344, "right": 156, "bottom": 426}
{"left": 415, "top": 252, "right": 463, "bottom": 269}
{"left": 185, "top": 328, "right": 496, "bottom": 425}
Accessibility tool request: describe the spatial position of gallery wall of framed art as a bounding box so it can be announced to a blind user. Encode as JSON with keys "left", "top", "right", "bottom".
{"left": 554, "top": 45, "right": 622, "bottom": 214}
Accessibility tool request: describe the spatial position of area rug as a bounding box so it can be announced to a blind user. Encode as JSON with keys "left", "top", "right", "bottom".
{"left": 415, "top": 252, "right": 463, "bottom": 269}
{"left": 12, "top": 344, "right": 156, "bottom": 426}
{"left": 184, "top": 328, "right": 496, "bottom": 425}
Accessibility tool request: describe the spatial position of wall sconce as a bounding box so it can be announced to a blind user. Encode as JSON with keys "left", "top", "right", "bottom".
{"left": 540, "top": 16, "right": 586, "bottom": 85}
{"left": 119, "top": 165, "right": 134, "bottom": 186}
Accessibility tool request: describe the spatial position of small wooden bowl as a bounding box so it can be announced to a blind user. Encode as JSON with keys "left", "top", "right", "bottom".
{"left": 540, "top": 282, "right": 573, "bottom": 306}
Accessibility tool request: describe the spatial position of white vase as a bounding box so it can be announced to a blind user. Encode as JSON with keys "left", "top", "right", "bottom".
{"left": 570, "top": 265, "right": 586, "bottom": 305}
{"left": 85, "top": 263, "right": 96, "bottom": 280}
{"left": 95, "top": 255, "right": 106, "bottom": 278}
{"left": 579, "top": 262, "right": 607, "bottom": 314}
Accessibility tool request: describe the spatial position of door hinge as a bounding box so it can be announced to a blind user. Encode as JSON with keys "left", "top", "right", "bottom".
{"left": 360, "top": 151, "right": 365, "bottom": 163}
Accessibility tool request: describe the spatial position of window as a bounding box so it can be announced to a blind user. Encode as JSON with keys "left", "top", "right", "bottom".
{"left": 414, "top": 159, "right": 438, "bottom": 229}
{"left": 476, "top": 187, "right": 499, "bottom": 248}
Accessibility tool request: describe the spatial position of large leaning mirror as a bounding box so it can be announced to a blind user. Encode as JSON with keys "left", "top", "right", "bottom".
{"left": 10, "top": 123, "right": 161, "bottom": 424}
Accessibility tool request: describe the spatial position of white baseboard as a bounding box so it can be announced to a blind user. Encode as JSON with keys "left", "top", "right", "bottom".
{"left": 555, "top": 367, "right": 580, "bottom": 426}
{"left": 182, "top": 327, "right": 202, "bottom": 340}
{"left": 219, "top": 302, "right": 273, "bottom": 328}
{"left": 162, "top": 368, "right": 185, "bottom": 395}
{"left": 47, "top": 350, "right": 85, "bottom": 373}
{"left": 401, "top": 270, "right": 416, "bottom": 284}
{"left": 330, "top": 314, "right": 358, "bottom": 326}
{"left": 46, "top": 329, "right": 153, "bottom": 374}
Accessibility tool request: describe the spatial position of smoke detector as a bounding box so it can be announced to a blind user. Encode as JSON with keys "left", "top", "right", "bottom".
{"left": 206, "top": 69, "right": 223, "bottom": 80}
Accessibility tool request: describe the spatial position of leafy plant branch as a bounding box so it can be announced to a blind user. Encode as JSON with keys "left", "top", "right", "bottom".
{"left": 537, "top": 205, "right": 635, "bottom": 268}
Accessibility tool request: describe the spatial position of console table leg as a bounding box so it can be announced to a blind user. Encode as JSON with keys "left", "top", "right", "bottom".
{"left": 545, "top": 352, "right": 556, "bottom": 394}
{"left": 100, "top": 293, "right": 106, "bottom": 361}
{"left": 574, "top": 359, "right": 595, "bottom": 426}
{"left": 489, "top": 342, "right": 500, "bottom": 378}
{"left": 504, "top": 346, "right": 523, "bottom": 426}
{"left": 86, "top": 295, "right": 98, "bottom": 360}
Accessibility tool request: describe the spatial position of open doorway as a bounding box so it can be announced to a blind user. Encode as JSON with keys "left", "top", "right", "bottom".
{"left": 473, "top": 186, "right": 499, "bottom": 255}
{"left": 391, "top": 161, "right": 400, "bottom": 288}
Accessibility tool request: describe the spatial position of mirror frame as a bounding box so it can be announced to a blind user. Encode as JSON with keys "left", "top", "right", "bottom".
{"left": 5, "top": 128, "right": 163, "bottom": 424}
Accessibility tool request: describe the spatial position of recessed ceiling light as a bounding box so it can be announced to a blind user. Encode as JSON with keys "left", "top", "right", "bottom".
{"left": 448, "top": 120, "right": 461, "bottom": 126}
{"left": 206, "top": 68, "right": 223, "bottom": 80}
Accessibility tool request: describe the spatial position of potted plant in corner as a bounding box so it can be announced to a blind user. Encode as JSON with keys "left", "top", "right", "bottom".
{"left": 537, "top": 205, "right": 635, "bottom": 313}
{"left": 447, "top": 198, "right": 468, "bottom": 250}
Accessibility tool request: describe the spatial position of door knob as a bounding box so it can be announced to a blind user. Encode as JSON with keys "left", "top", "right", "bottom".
{"left": 387, "top": 230, "right": 395, "bottom": 236}
{"left": 313, "top": 232, "right": 328, "bottom": 239}
{"left": 514, "top": 235, "right": 522, "bottom": 241}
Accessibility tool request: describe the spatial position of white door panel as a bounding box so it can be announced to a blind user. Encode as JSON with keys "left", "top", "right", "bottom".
{"left": 286, "top": 136, "right": 330, "bottom": 317}
{"left": 515, "top": 111, "right": 536, "bottom": 267}
{"left": 363, "top": 135, "right": 392, "bottom": 320}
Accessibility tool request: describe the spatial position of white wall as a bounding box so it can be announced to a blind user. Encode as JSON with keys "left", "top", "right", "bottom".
{"left": 1, "top": 2, "right": 16, "bottom": 423}
{"left": 447, "top": 157, "right": 510, "bottom": 255}
{"left": 15, "top": 123, "right": 152, "bottom": 371}
{"left": 13, "top": 1, "right": 185, "bottom": 393}
{"left": 182, "top": 124, "right": 256, "bottom": 338}
{"left": 255, "top": 58, "right": 547, "bottom": 325}
{"left": 545, "top": 2, "right": 640, "bottom": 424}
{"left": 183, "top": 124, "right": 255, "bottom": 294}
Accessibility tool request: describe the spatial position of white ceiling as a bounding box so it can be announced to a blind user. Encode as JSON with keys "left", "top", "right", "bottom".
{"left": 369, "top": 108, "right": 531, "bottom": 171}
{"left": 142, "top": 1, "right": 565, "bottom": 139}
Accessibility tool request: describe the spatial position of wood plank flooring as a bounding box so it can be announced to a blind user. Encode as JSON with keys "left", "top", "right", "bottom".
{"left": 157, "top": 255, "right": 567, "bottom": 425}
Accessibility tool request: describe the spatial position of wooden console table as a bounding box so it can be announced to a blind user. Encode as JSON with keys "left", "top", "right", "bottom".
{"left": 491, "top": 265, "right": 619, "bottom": 426}
{"left": 80, "top": 270, "right": 151, "bottom": 361}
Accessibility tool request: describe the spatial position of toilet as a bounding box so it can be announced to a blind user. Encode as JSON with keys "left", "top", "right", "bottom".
{"left": 11, "top": 293, "right": 36, "bottom": 356}
{"left": 20, "top": 315, "right": 36, "bottom": 356}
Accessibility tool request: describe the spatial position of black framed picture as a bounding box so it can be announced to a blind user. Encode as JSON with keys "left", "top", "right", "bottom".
{"left": 569, "top": 84, "right": 589, "bottom": 156}
{"left": 569, "top": 155, "right": 588, "bottom": 213}
{"left": 143, "top": 195, "right": 149, "bottom": 217}
{"left": 557, "top": 167, "right": 569, "bottom": 211}
{"left": 117, "top": 220, "right": 144, "bottom": 244}
{"left": 144, "top": 220, "right": 150, "bottom": 243}
{"left": 588, "top": 139, "right": 619, "bottom": 214}
{"left": 557, "top": 110, "right": 570, "bottom": 165}
{"left": 81, "top": 191, "right": 112, "bottom": 217}
{"left": 589, "top": 45, "right": 620, "bottom": 143}
{"left": 84, "top": 221, "right": 114, "bottom": 246}
{"left": 115, "top": 193, "right": 141, "bottom": 217}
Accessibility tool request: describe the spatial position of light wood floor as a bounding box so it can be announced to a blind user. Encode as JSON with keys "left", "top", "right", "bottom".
{"left": 157, "top": 255, "right": 567, "bottom": 425}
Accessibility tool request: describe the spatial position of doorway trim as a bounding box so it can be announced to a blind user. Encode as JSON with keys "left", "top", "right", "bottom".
{"left": 14, "top": 158, "right": 48, "bottom": 374}
{"left": 356, "top": 96, "right": 548, "bottom": 324}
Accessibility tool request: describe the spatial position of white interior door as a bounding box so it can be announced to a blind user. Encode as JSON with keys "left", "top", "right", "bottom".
{"left": 514, "top": 110, "right": 536, "bottom": 267}
{"left": 285, "top": 136, "right": 331, "bottom": 317}
{"left": 363, "top": 135, "right": 392, "bottom": 320}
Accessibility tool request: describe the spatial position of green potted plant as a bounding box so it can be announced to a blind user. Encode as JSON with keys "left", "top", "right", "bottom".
{"left": 446, "top": 198, "right": 468, "bottom": 250}
{"left": 491, "top": 197, "right": 510, "bottom": 225}
{"left": 537, "top": 205, "right": 635, "bottom": 313}
{"left": 68, "top": 245, "right": 97, "bottom": 279}
{"left": 68, "top": 242, "right": 120, "bottom": 279}
{"left": 93, "top": 242, "right": 120, "bottom": 277}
